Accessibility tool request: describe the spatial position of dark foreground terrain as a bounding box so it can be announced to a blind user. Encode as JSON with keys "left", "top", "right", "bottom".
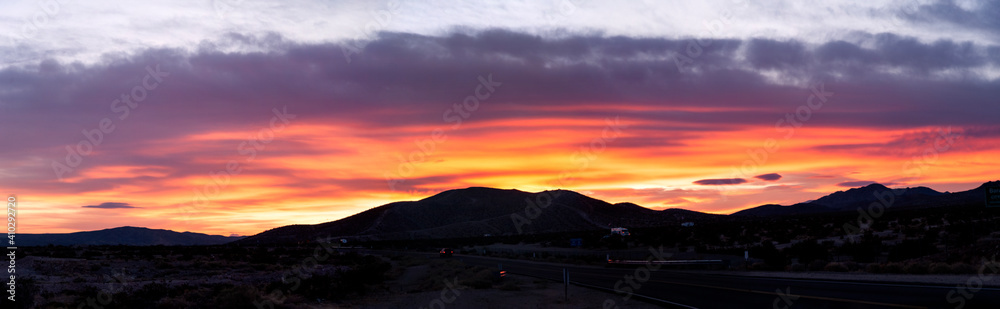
{"left": 6, "top": 243, "right": 1000, "bottom": 309}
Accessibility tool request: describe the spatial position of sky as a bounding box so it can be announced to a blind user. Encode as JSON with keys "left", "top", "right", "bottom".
{"left": 2, "top": 0, "right": 999, "bottom": 237}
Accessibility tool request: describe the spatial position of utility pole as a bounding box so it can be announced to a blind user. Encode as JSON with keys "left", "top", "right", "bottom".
{"left": 563, "top": 268, "right": 569, "bottom": 302}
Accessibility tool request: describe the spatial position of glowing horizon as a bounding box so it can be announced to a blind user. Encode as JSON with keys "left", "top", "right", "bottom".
{"left": 2, "top": 1, "right": 1000, "bottom": 236}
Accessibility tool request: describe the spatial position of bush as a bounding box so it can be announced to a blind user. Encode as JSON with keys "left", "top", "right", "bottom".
{"left": 950, "top": 263, "right": 977, "bottom": 274}
{"left": 209, "top": 285, "right": 259, "bottom": 309}
{"left": 865, "top": 263, "right": 882, "bottom": 273}
{"left": 750, "top": 262, "right": 768, "bottom": 270}
{"left": 843, "top": 261, "right": 859, "bottom": 271}
{"left": 884, "top": 263, "right": 905, "bottom": 274}
{"left": 788, "top": 263, "right": 806, "bottom": 272}
{"left": 808, "top": 260, "right": 828, "bottom": 271}
{"left": 497, "top": 280, "right": 520, "bottom": 291}
{"left": 824, "top": 262, "right": 849, "bottom": 272}
{"left": 465, "top": 269, "right": 495, "bottom": 289}
{"left": 929, "top": 263, "right": 951, "bottom": 274}
{"left": 904, "top": 262, "right": 928, "bottom": 274}
{"left": 982, "top": 261, "right": 1000, "bottom": 276}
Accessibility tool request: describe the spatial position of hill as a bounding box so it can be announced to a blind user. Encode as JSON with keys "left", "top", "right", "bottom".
{"left": 19, "top": 226, "right": 242, "bottom": 246}
{"left": 239, "top": 187, "right": 721, "bottom": 244}
{"left": 733, "top": 182, "right": 985, "bottom": 217}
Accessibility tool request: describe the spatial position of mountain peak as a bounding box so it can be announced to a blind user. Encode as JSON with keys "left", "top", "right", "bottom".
{"left": 860, "top": 183, "right": 890, "bottom": 190}
{"left": 20, "top": 226, "right": 240, "bottom": 246}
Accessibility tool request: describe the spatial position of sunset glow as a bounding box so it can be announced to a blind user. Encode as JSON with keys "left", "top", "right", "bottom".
{"left": 2, "top": 0, "right": 999, "bottom": 237}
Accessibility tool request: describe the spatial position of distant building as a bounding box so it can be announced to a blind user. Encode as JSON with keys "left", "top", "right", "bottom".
{"left": 681, "top": 222, "right": 694, "bottom": 227}
{"left": 611, "top": 227, "right": 630, "bottom": 236}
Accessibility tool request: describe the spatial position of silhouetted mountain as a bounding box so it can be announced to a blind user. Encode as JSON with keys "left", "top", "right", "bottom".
{"left": 240, "top": 182, "right": 996, "bottom": 243}
{"left": 240, "top": 187, "right": 721, "bottom": 244}
{"left": 736, "top": 182, "right": 987, "bottom": 217}
{"left": 20, "top": 226, "right": 242, "bottom": 246}
{"left": 731, "top": 203, "right": 834, "bottom": 217}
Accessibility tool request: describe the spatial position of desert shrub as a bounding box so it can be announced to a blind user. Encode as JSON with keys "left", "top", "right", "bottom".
{"left": 824, "top": 262, "right": 849, "bottom": 272}
{"left": 154, "top": 297, "right": 194, "bottom": 309}
{"left": 865, "top": 263, "right": 882, "bottom": 273}
{"left": 884, "top": 263, "right": 905, "bottom": 274}
{"left": 750, "top": 262, "right": 768, "bottom": 270}
{"left": 929, "top": 263, "right": 951, "bottom": 274}
{"left": 981, "top": 260, "right": 1000, "bottom": 276}
{"left": 464, "top": 269, "right": 495, "bottom": 289}
{"left": 106, "top": 282, "right": 176, "bottom": 308}
{"left": 904, "top": 262, "right": 928, "bottom": 274}
{"left": 5, "top": 277, "right": 37, "bottom": 309}
{"left": 788, "top": 263, "right": 806, "bottom": 272}
{"left": 808, "top": 260, "right": 828, "bottom": 271}
{"left": 888, "top": 240, "right": 937, "bottom": 262}
{"left": 208, "top": 285, "right": 259, "bottom": 309}
{"left": 950, "top": 263, "right": 977, "bottom": 274}
{"left": 497, "top": 280, "right": 520, "bottom": 291}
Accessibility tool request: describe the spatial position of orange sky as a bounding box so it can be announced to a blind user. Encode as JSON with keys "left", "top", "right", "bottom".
{"left": 4, "top": 30, "right": 1000, "bottom": 237}
{"left": 13, "top": 114, "right": 999, "bottom": 236}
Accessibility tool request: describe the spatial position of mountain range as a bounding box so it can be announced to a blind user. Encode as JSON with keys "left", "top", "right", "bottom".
{"left": 240, "top": 181, "right": 996, "bottom": 244}
{"left": 19, "top": 226, "right": 242, "bottom": 246}
{"left": 730, "top": 182, "right": 987, "bottom": 216}
{"left": 27, "top": 181, "right": 998, "bottom": 246}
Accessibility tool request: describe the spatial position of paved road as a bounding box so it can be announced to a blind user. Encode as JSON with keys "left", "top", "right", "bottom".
{"left": 447, "top": 254, "right": 1000, "bottom": 309}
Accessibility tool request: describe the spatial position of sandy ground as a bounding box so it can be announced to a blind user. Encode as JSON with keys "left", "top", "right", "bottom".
{"left": 342, "top": 273, "right": 662, "bottom": 309}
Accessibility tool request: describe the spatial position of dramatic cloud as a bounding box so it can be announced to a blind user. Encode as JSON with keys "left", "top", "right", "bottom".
{"left": 694, "top": 178, "right": 748, "bottom": 186}
{"left": 754, "top": 173, "right": 782, "bottom": 181}
{"left": 837, "top": 181, "right": 878, "bottom": 187}
{"left": 2, "top": 1, "right": 999, "bottom": 235}
{"left": 82, "top": 202, "right": 139, "bottom": 209}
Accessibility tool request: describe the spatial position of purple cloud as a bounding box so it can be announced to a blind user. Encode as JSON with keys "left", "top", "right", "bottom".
{"left": 694, "top": 178, "right": 747, "bottom": 186}
{"left": 82, "top": 202, "right": 138, "bottom": 209}
{"left": 837, "top": 181, "right": 877, "bottom": 187}
{"left": 754, "top": 173, "right": 782, "bottom": 181}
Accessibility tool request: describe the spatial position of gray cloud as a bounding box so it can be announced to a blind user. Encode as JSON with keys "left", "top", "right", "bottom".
{"left": 904, "top": 1, "right": 1000, "bottom": 37}
{"left": 1, "top": 29, "right": 999, "bottom": 188}
{"left": 694, "top": 178, "right": 748, "bottom": 186}
{"left": 754, "top": 173, "right": 782, "bottom": 181}
{"left": 837, "top": 181, "right": 877, "bottom": 187}
{"left": 82, "top": 202, "right": 139, "bottom": 209}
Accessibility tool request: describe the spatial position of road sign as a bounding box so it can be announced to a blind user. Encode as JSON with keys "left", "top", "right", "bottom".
{"left": 988, "top": 182, "right": 1000, "bottom": 208}
{"left": 570, "top": 238, "right": 583, "bottom": 247}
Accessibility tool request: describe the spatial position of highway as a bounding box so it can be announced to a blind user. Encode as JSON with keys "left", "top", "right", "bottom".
{"left": 447, "top": 254, "right": 1000, "bottom": 309}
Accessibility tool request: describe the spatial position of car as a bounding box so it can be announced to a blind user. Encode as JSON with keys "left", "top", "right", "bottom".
{"left": 439, "top": 248, "right": 454, "bottom": 257}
